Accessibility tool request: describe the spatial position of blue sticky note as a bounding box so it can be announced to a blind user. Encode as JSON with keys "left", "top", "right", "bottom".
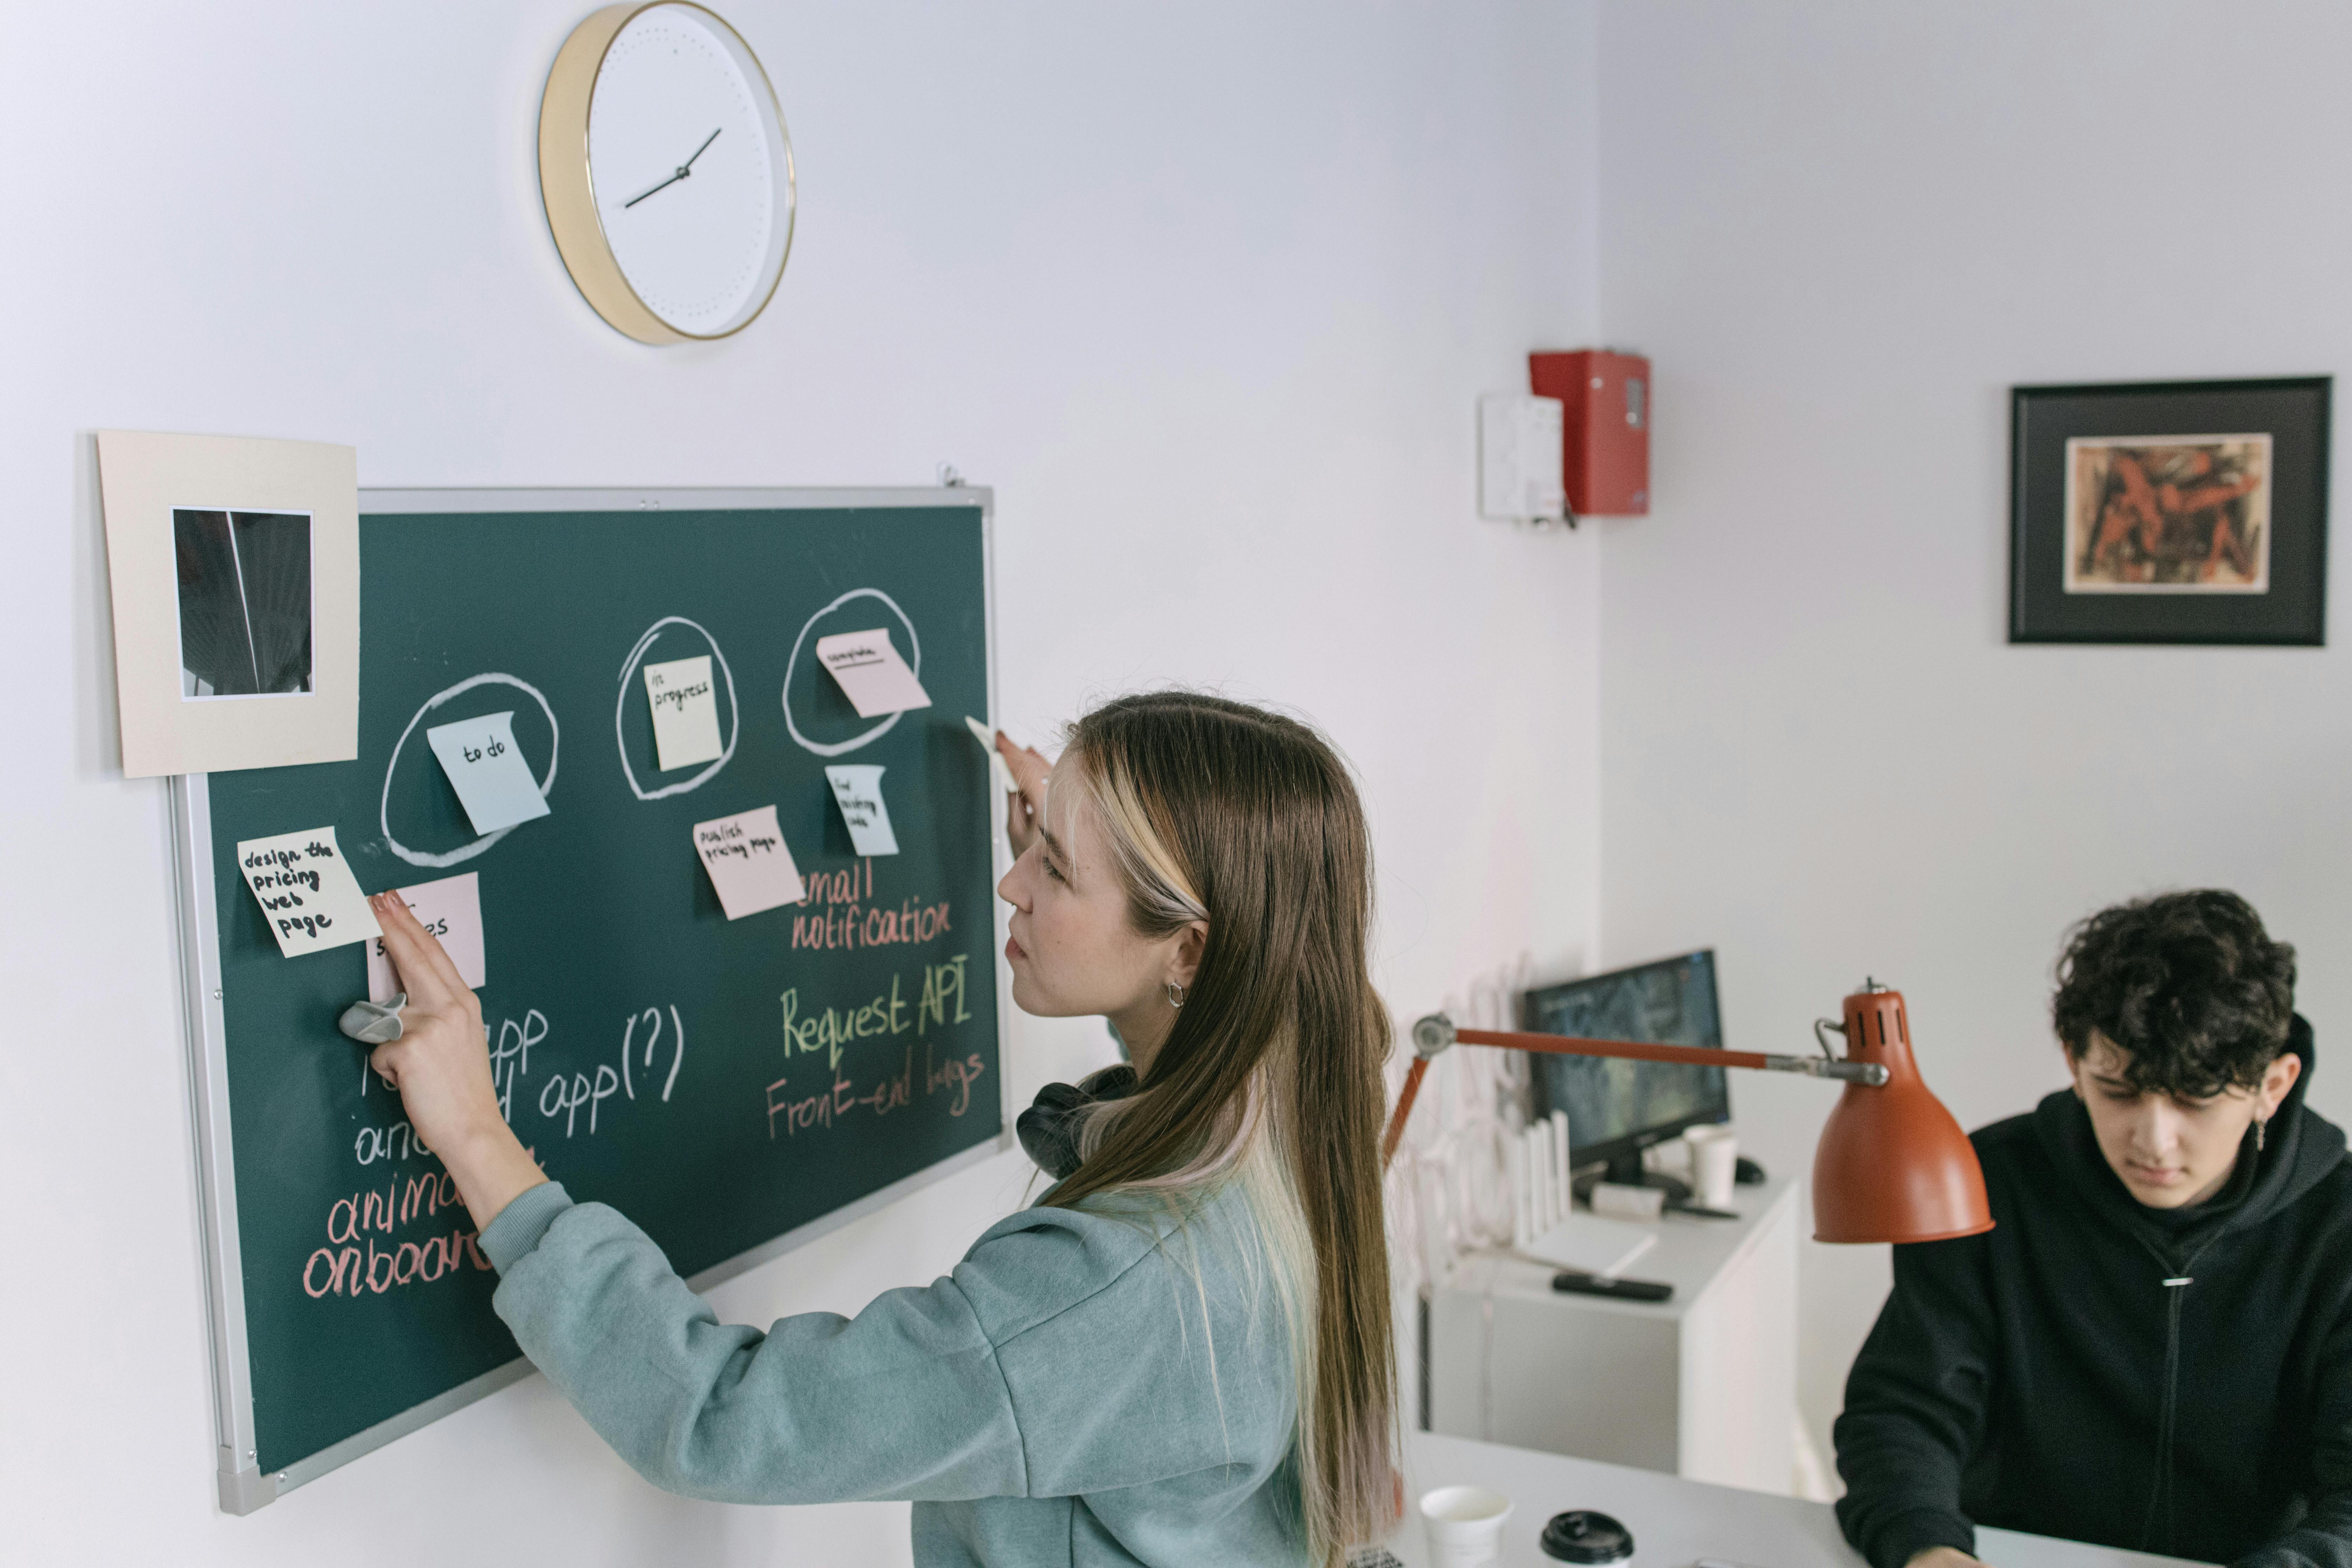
{"left": 425, "top": 711, "right": 551, "bottom": 835}
{"left": 825, "top": 764, "right": 901, "bottom": 856}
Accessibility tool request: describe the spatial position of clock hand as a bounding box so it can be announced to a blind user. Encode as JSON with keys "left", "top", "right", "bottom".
{"left": 624, "top": 169, "right": 686, "bottom": 208}
{"left": 621, "top": 128, "right": 723, "bottom": 209}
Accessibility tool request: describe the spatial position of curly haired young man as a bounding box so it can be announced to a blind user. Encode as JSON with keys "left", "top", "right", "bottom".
{"left": 1835, "top": 890, "right": 2352, "bottom": 1568}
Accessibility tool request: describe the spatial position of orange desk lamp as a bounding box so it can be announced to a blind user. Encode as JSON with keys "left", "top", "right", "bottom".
{"left": 1385, "top": 981, "right": 1993, "bottom": 1244}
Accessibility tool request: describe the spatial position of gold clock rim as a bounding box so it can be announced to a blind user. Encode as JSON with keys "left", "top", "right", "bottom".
{"left": 538, "top": 0, "right": 799, "bottom": 346}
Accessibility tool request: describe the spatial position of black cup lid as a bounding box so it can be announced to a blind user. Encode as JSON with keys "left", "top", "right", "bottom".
{"left": 1541, "top": 1509, "right": 1634, "bottom": 1563}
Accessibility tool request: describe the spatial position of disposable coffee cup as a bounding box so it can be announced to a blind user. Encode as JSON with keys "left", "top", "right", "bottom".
{"left": 1686, "top": 1125, "right": 1738, "bottom": 1209}
{"left": 1421, "top": 1484, "right": 1513, "bottom": 1568}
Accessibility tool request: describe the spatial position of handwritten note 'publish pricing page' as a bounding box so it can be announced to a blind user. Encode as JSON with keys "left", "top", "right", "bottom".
{"left": 365, "top": 871, "right": 486, "bottom": 1003}
{"left": 425, "top": 710, "right": 551, "bottom": 835}
{"left": 825, "top": 764, "right": 901, "bottom": 856}
{"left": 643, "top": 654, "right": 725, "bottom": 771}
{"left": 693, "top": 805, "right": 806, "bottom": 921}
{"left": 236, "top": 825, "right": 380, "bottom": 957}
{"left": 815, "top": 628, "right": 932, "bottom": 718}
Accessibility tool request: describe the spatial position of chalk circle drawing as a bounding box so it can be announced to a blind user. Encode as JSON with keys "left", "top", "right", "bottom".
{"left": 382, "top": 674, "right": 560, "bottom": 870}
{"left": 783, "top": 588, "right": 921, "bottom": 758}
{"left": 615, "top": 616, "right": 739, "bottom": 800}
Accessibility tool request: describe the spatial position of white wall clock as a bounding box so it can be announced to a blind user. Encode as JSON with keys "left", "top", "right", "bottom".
{"left": 539, "top": 3, "right": 796, "bottom": 344}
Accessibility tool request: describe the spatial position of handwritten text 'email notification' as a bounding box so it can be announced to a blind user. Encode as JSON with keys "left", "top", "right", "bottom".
{"left": 815, "top": 628, "right": 931, "bottom": 718}
{"left": 693, "top": 805, "right": 806, "bottom": 921}
{"left": 237, "top": 825, "right": 380, "bottom": 957}
{"left": 643, "top": 653, "right": 724, "bottom": 771}
{"left": 426, "top": 711, "right": 550, "bottom": 835}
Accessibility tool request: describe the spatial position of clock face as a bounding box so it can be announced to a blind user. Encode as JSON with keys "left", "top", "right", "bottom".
{"left": 586, "top": 4, "right": 793, "bottom": 338}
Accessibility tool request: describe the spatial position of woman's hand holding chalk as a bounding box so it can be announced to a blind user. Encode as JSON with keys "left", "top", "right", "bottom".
{"left": 995, "top": 733, "right": 1050, "bottom": 857}
{"left": 364, "top": 890, "right": 547, "bottom": 1228}
{"left": 966, "top": 719, "right": 1050, "bottom": 858}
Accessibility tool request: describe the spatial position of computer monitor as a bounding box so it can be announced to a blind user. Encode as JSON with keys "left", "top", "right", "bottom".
{"left": 1522, "top": 950, "right": 1728, "bottom": 1188}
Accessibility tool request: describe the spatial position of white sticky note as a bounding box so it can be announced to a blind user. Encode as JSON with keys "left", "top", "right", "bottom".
{"left": 365, "top": 872, "right": 486, "bottom": 1003}
{"left": 236, "top": 825, "right": 381, "bottom": 958}
{"left": 692, "top": 805, "right": 806, "bottom": 920}
{"left": 426, "top": 711, "right": 551, "bottom": 835}
{"left": 965, "top": 714, "right": 1018, "bottom": 797}
{"left": 825, "top": 765, "right": 901, "bottom": 856}
{"left": 643, "top": 654, "right": 724, "bottom": 771}
{"left": 814, "top": 628, "right": 932, "bottom": 718}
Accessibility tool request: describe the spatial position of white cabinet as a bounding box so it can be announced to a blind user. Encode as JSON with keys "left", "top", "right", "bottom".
{"left": 1426, "top": 1174, "right": 1800, "bottom": 1493}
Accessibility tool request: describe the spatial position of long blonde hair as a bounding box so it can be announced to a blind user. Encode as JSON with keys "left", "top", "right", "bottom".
{"left": 1041, "top": 692, "right": 1397, "bottom": 1565}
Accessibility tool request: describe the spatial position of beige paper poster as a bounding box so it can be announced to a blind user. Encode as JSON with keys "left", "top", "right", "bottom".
{"left": 97, "top": 430, "right": 359, "bottom": 777}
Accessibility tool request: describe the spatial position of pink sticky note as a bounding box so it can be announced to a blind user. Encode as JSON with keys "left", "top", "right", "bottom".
{"left": 814, "top": 628, "right": 932, "bottom": 718}
{"left": 366, "top": 872, "right": 486, "bottom": 1003}
{"left": 692, "top": 805, "right": 807, "bottom": 920}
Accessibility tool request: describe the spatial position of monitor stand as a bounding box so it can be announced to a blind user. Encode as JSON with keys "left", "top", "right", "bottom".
{"left": 1574, "top": 1148, "right": 1693, "bottom": 1205}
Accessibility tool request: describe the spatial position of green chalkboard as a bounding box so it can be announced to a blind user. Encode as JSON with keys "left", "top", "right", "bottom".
{"left": 174, "top": 490, "right": 1004, "bottom": 1508}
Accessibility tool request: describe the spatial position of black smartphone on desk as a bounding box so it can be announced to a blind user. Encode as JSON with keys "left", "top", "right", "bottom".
{"left": 1552, "top": 1270, "right": 1673, "bottom": 1302}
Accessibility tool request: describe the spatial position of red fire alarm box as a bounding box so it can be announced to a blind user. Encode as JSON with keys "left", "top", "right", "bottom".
{"left": 1529, "top": 349, "right": 1649, "bottom": 516}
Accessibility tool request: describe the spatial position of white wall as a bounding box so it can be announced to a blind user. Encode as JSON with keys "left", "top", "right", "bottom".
{"left": 0, "top": 3, "right": 1599, "bottom": 1561}
{"left": 1595, "top": 0, "right": 2352, "bottom": 1470}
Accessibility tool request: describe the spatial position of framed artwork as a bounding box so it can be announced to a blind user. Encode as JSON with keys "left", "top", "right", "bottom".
{"left": 2009, "top": 377, "right": 2329, "bottom": 644}
{"left": 98, "top": 430, "right": 359, "bottom": 776}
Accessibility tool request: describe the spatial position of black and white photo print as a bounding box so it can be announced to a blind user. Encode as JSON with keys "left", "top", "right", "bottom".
{"left": 174, "top": 508, "right": 315, "bottom": 698}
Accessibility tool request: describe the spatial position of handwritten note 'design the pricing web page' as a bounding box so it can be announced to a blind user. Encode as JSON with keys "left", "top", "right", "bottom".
{"left": 237, "top": 826, "right": 381, "bottom": 958}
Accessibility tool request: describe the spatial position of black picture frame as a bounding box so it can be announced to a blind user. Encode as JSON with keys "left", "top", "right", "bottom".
{"left": 2009, "top": 376, "right": 2329, "bottom": 645}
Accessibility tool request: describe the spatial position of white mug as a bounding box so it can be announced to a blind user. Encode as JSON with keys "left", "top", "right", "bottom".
{"left": 1421, "top": 1484, "right": 1513, "bottom": 1568}
{"left": 1686, "top": 1124, "right": 1738, "bottom": 1209}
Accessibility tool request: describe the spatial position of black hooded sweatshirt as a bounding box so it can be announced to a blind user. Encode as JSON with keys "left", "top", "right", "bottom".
{"left": 1836, "top": 1018, "right": 2352, "bottom": 1568}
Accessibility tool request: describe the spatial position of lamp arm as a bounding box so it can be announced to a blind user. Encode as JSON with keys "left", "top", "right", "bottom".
{"left": 1766, "top": 1056, "right": 1889, "bottom": 1083}
{"left": 1380, "top": 1014, "right": 1890, "bottom": 1173}
{"left": 1388, "top": 987, "right": 1991, "bottom": 1244}
{"left": 1379, "top": 1057, "right": 1429, "bottom": 1166}
{"left": 1445, "top": 1023, "right": 1887, "bottom": 1084}
{"left": 1379, "top": 1015, "right": 1463, "bottom": 1167}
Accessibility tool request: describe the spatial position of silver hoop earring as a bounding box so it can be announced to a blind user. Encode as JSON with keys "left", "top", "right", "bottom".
{"left": 1166, "top": 981, "right": 1185, "bottom": 1010}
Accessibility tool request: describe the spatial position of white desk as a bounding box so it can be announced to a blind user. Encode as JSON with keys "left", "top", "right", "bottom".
{"left": 1393, "top": 1432, "right": 2210, "bottom": 1568}
{"left": 1429, "top": 1175, "right": 1800, "bottom": 1490}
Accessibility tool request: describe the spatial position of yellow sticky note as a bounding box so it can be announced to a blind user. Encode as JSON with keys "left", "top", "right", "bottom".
{"left": 237, "top": 825, "right": 380, "bottom": 957}
{"left": 644, "top": 654, "right": 725, "bottom": 771}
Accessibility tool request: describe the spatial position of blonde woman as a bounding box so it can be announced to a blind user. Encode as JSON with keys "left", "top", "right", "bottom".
{"left": 366, "top": 692, "right": 1399, "bottom": 1567}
